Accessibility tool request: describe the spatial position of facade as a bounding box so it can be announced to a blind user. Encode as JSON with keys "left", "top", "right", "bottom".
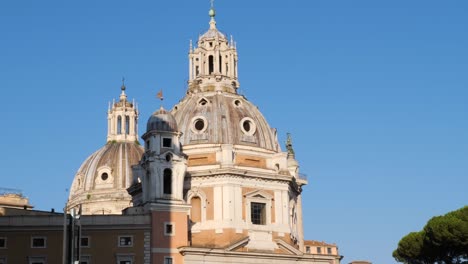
{"left": 0, "top": 210, "right": 149, "bottom": 264}
{"left": 0, "top": 4, "right": 342, "bottom": 264}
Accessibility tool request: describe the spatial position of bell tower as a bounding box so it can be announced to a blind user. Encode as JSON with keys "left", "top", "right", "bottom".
{"left": 188, "top": 5, "right": 240, "bottom": 94}
{"left": 130, "top": 106, "right": 189, "bottom": 264}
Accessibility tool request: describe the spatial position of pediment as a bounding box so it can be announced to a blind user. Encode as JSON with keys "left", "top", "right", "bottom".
{"left": 225, "top": 237, "right": 250, "bottom": 252}
{"left": 275, "top": 239, "right": 303, "bottom": 255}
{"left": 244, "top": 189, "right": 273, "bottom": 200}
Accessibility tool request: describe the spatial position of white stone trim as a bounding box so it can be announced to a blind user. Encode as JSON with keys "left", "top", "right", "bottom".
{"left": 151, "top": 248, "right": 179, "bottom": 253}
{"left": 186, "top": 189, "right": 207, "bottom": 224}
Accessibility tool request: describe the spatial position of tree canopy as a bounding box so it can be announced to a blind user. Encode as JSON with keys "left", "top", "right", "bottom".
{"left": 393, "top": 206, "right": 467, "bottom": 264}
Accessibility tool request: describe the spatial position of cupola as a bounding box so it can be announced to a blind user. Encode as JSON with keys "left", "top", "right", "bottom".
{"left": 107, "top": 80, "right": 139, "bottom": 143}
{"left": 188, "top": 5, "right": 239, "bottom": 93}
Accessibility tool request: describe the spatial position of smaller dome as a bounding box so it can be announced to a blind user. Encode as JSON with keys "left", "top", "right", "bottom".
{"left": 147, "top": 107, "right": 178, "bottom": 132}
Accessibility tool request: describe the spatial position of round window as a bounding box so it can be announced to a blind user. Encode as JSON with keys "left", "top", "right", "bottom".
{"left": 165, "top": 153, "right": 172, "bottom": 162}
{"left": 194, "top": 119, "right": 205, "bottom": 131}
{"left": 233, "top": 99, "right": 241, "bottom": 107}
{"left": 191, "top": 116, "right": 208, "bottom": 134}
{"left": 239, "top": 117, "right": 256, "bottom": 136}
{"left": 101, "top": 173, "right": 109, "bottom": 181}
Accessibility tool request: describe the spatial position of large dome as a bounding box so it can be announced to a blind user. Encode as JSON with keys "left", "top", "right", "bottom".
{"left": 171, "top": 91, "right": 279, "bottom": 151}
{"left": 67, "top": 142, "right": 144, "bottom": 215}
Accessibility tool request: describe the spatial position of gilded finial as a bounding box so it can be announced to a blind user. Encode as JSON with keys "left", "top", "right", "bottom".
{"left": 209, "top": 0, "right": 216, "bottom": 18}
{"left": 286, "top": 133, "right": 295, "bottom": 157}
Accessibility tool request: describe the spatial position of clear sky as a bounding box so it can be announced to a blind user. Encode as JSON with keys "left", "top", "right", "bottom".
{"left": 1, "top": 1, "right": 467, "bottom": 263}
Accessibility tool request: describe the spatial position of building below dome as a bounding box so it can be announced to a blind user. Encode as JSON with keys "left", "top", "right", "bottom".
{"left": 67, "top": 84, "right": 144, "bottom": 215}
{"left": 0, "top": 4, "right": 343, "bottom": 264}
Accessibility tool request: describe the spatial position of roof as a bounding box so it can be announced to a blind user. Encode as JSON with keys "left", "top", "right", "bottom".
{"left": 304, "top": 240, "right": 337, "bottom": 247}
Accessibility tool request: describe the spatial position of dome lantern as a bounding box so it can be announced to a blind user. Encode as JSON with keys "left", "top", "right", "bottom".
{"left": 107, "top": 81, "right": 139, "bottom": 143}
{"left": 187, "top": 2, "right": 240, "bottom": 94}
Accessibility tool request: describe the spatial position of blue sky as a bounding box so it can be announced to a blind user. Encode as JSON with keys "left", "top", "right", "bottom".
{"left": 1, "top": 1, "right": 467, "bottom": 263}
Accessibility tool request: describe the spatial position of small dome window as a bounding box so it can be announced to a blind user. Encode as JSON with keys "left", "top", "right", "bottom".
{"left": 240, "top": 117, "right": 256, "bottom": 136}
{"left": 198, "top": 98, "right": 208, "bottom": 106}
{"left": 101, "top": 173, "right": 109, "bottom": 181}
{"left": 233, "top": 99, "right": 242, "bottom": 107}
{"left": 191, "top": 116, "right": 208, "bottom": 134}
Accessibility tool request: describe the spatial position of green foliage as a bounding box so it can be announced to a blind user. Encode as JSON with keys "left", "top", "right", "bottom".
{"left": 393, "top": 206, "right": 468, "bottom": 264}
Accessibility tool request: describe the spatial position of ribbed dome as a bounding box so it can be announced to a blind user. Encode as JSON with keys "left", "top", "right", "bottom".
{"left": 67, "top": 142, "right": 144, "bottom": 215}
{"left": 171, "top": 92, "right": 279, "bottom": 151}
{"left": 147, "top": 107, "right": 178, "bottom": 133}
{"left": 200, "top": 28, "right": 226, "bottom": 40}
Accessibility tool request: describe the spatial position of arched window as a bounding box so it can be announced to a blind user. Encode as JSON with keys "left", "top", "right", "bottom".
{"left": 219, "top": 55, "right": 222, "bottom": 73}
{"left": 208, "top": 55, "right": 214, "bottom": 74}
{"left": 163, "top": 169, "right": 172, "bottom": 195}
{"left": 125, "top": 116, "right": 130, "bottom": 135}
{"left": 117, "top": 116, "right": 122, "bottom": 134}
{"left": 134, "top": 117, "right": 138, "bottom": 134}
{"left": 190, "top": 196, "right": 202, "bottom": 223}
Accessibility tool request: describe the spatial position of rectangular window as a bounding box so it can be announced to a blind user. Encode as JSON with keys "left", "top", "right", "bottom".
{"left": 118, "top": 236, "right": 133, "bottom": 247}
{"left": 250, "top": 202, "right": 266, "bottom": 225}
{"left": 164, "top": 257, "right": 173, "bottom": 264}
{"left": 327, "top": 247, "right": 332, "bottom": 254}
{"left": 305, "top": 246, "right": 310, "bottom": 253}
{"left": 81, "top": 236, "right": 90, "bottom": 247}
{"left": 31, "top": 237, "right": 46, "bottom": 248}
{"left": 317, "top": 247, "right": 321, "bottom": 254}
{"left": 117, "top": 255, "right": 133, "bottom": 264}
{"left": 145, "top": 140, "right": 150, "bottom": 149}
{"left": 29, "top": 257, "right": 46, "bottom": 264}
{"left": 162, "top": 138, "right": 172, "bottom": 148}
{"left": 0, "top": 237, "right": 6, "bottom": 248}
{"left": 80, "top": 256, "right": 91, "bottom": 264}
{"left": 164, "top": 222, "right": 174, "bottom": 236}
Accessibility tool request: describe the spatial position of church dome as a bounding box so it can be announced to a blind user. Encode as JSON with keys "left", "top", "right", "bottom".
{"left": 68, "top": 142, "right": 144, "bottom": 215}
{"left": 147, "top": 107, "right": 178, "bottom": 133}
{"left": 171, "top": 92, "right": 279, "bottom": 151}
{"left": 200, "top": 28, "right": 226, "bottom": 40}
